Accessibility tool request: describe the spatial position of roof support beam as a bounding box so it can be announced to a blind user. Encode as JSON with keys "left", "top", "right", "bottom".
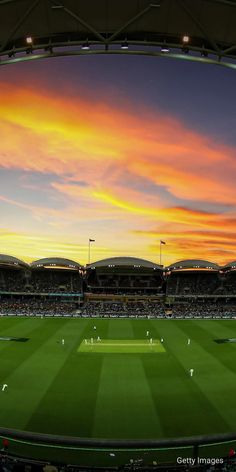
{"left": 207, "top": 0, "right": 236, "bottom": 7}
{"left": 222, "top": 44, "right": 236, "bottom": 55}
{"left": 108, "top": 3, "right": 160, "bottom": 44}
{"left": 49, "top": 0, "right": 106, "bottom": 44}
{"left": 0, "top": 0, "right": 41, "bottom": 52}
{"left": 0, "top": 0, "right": 24, "bottom": 5}
{"left": 176, "top": 0, "right": 221, "bottom": 55}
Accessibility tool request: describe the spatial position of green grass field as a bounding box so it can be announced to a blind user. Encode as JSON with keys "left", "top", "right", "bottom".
{"left": 0, "top": 316, "right": 236, "bottom": 465}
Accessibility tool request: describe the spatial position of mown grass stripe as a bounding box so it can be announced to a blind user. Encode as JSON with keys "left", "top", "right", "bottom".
{"left": 25, "top": 319, "right": 110, "bottom": 438}
{"left": 150, "top": 320, "right": 234, "bottom": 434}
{"left": 0, "top": 319, "right": 78, "bottom": 430}
{"left": 92, "top": 319, "right": 164, "bottom": 439}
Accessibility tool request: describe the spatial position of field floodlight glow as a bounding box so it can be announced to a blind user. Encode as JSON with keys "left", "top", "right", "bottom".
{"left": 121, "top": 40, "right": 129, "bottom": 50}
{"left": 182, "top": 35, "right": 190, "bottom": 44}
{"left": 161, "top": 41, "right": 169, "bottom": 53}
{"left": 26, "top": 36, "right": 33, "bottom": 45}
{"left": 81, "top": 40, "right": 90, "bottom": 50}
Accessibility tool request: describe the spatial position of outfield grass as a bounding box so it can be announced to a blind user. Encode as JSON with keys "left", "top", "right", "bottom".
{"left": 0, "top": 317, "right": 235, "bottom": 464}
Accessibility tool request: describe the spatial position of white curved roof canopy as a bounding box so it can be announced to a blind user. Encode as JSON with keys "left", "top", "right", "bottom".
{"left": 0, "top": 253, "right": 28, "bottom": 268}
{"left": 222, "top": 261, "right": 236, "bottom": 270}
{"left": 31, "top": 257, "right": 83, "bottom": 269}
{"left": 87, "top": 256, "right": 162, "bottom": 270}
{"left": 166, "top": 259, "right": 219, "bottom": 271}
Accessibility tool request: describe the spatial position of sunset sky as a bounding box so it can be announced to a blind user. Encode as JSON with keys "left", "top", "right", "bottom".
{"left": 0, "top": 54, "right": 236, "bottom": 267}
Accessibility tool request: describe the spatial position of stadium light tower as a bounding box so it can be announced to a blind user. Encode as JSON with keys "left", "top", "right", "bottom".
{"left": 88, "top": 238, "right": 95, "bottom": 264}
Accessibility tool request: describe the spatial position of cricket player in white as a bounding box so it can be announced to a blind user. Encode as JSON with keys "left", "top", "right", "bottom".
{"left": 189, "top": 368, "right": 194, "bottom": 377}
{"left": 161, "top": 338, "right": 164, "bottom": 343}
{"left": 91, "top": 337, "right": 93, "bottom": 344}
{"left": 62, "top": 339, "right": 65, "bottom": 345}
{"left": 146, "top": 331, "right": 149, "bottom": 337}
{"left": 2, "top": 384, "right": 8, "bottom": 392}
{"left": 93, "top": 326, "right": 96, "bottom": 330}
{"left": 97, "top": 336, "right": 101, "bottom": 342}
{"left": 188, "top": 338, "right": 191, "bottom": 345}
{"left": 150, "top": 338, "right": 153, "bottom": 344}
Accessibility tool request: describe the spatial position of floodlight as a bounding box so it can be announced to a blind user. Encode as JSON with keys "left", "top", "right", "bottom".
{"left": 161, "top": 41, "right": 169, "bottom": 53}
{"left": 81, "top": 40, "right": 90, "bottom": 50}
{"left": 121, "top": 40, "right": 128, "bottom": 50}
{"left": 182, "top": 35, "right": 190, "bottom": 43}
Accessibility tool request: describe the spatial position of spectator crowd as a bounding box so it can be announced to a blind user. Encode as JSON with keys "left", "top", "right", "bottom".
{"left": 0, "top": 300, "right": 76, "bottom": 316}
{"left": 78, "top": 301, "right": 236, "bottom": 319}
{"left": 0, "top": 299, "right": 235, "bottom": 318}
{"left": 0, "top": 269, "right": 82, "bottom": 294}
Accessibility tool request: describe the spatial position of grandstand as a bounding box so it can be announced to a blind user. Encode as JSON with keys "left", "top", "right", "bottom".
{"left": 2, "top": 254, "right": 236, "bottom": 317}
{"left": 166, "top": 259, "right": 221, "bottom": 297}
{"left": 1, "top": 253, "right": 236, "bottom": 320}
{"left": 30, "top": 258, "right": 83, "bottom": 294}
{"left": 221, "top": 261, "right": 236, "bottom": 295}
{"left": 0, "top": 256, "right": 83, "bottom": 316}
{"left": 86, "top": 256, "right": 164, "bottom": 296}
{"left": 0, "top": 254, "right": 30, "bottom": 293}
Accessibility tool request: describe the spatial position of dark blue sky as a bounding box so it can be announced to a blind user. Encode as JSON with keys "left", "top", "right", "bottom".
{"left": 2, "top": 54, "right": 236, "bottom": 146}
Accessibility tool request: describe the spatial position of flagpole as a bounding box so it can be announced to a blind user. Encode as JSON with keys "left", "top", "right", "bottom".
{"left": 88, "top": 238, "right": 95, "bottom": 264}
{"left": 159, "top": 240, "right": 166, "bottom": 266}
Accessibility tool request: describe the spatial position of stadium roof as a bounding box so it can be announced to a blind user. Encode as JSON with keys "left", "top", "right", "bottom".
{"left": 166, "top": 259, "right": 220, "bottom": 271}
{"left": 1, "top": 1, "right": 236, "bottom": 70}
{"left": 222, "top": 261, "right": 236, "bottom": 270}
{"left": 87, "top": 256, "right": 162, "bottom": 269}
{"left": 0, "top": 254, "right": 28, "bottom": 268}
{"left": 31, "top": 257, "right": 82, "bottom": 269}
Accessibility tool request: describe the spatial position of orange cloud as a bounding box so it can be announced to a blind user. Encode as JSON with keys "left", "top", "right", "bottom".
{"left": 0, "top": 80, "right": 236, "bottom": 208}
{"left": 134, "top": 225, "right": 236, "bottom": 266}
{"left": 0, "top": 79, "right": 236, "bottom": 264}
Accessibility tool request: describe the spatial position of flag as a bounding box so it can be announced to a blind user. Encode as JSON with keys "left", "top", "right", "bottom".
{"left": 89, "top": 239, "right": 95, "bottom": 242}
{"left": 160, "top": 240, "right": 166, "bottom": 245}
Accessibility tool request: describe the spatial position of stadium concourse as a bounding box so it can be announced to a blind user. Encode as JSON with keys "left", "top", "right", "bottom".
{"left": 0, "top": 254, "right": 236, "bottom": 317}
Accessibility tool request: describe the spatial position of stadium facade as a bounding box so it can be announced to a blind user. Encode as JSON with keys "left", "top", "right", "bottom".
{"left": 0, "top": 253, "right": 236, "bottom": 303}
